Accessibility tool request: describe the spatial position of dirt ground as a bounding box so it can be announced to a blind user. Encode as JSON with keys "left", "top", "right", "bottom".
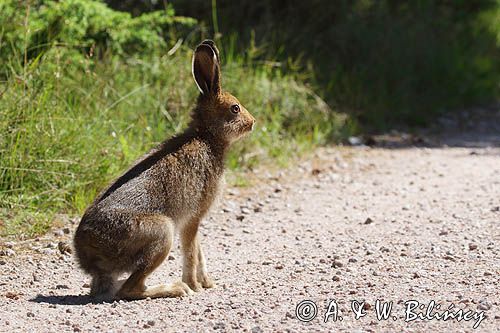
{"left": 0, "top": 109, "right": 499, "bottom": 332}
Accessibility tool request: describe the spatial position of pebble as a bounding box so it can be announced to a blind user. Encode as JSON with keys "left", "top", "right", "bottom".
{"left": 348, "top": 257, "right": 358, "bottom": 263}
{"left": 58, "top": 241, "right": 72, "bottom": 254}
{"left": 0, "top": 249, "right": 16, "bottom": 257}
{"left": 332, "top": 260, "right": 344, "bottom": 268}
{"left": 53, "top": 230, "right": 64, "bottom": 237}
{"left": 4, "top": 242, "right": 15, "bottom": 248}
{"left": 241, "top": 207, "right": 251, "bottom": 215}
{"left": 468, "top": 243, "right": 478, "bottom": 250}
{"left": 0, "top": 259, "right": 6, "bottom": 265}
{"left": 477, "top": 301, "right": 491, "bottom": 311}
{"left": 364, "top": 217, "right": 374, "bottom": 225}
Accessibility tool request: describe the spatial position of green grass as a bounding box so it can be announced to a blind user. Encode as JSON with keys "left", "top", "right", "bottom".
{"left": 0, "top": 42, "right": 349, "bottom": 238}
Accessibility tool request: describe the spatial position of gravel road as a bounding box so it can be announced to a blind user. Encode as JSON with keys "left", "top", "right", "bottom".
{"left": 1, "top": 113, "right": 499, "bottom": 332}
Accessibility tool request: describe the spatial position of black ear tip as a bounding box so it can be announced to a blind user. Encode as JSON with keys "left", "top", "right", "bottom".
{"left": 199, "top": 40, "right": 220, "bottom": 60}
{"left": 201, "top": 40, "right": 216, "bottom": 48}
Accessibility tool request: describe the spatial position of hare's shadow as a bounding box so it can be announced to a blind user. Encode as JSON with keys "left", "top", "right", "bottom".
{"left": 30, "top": 294, "right": 98, "bottom": 305}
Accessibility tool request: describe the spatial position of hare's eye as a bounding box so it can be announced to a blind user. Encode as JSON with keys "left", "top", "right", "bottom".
{"left": 230, "top": 104, "right": 240, "bottom": 114}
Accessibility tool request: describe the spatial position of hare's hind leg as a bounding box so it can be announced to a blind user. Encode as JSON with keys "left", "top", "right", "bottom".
{"left": 116, "top": 215, "right": 192, "bottom": 300}
{"left": 90, "top": 273, "right": 117, "bottom": 301}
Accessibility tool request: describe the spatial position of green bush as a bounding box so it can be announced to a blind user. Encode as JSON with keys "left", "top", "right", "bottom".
{"left": 0, "top": 0, "right": 197, "bottom": 70}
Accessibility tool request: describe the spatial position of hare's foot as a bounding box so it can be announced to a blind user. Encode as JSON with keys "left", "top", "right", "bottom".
{"left": 182, "top": 276, "right": 203, "bottom": 292}
{"left": 118, "top": 281, "right": 192, "bottom": 300}
{"left": 198, "top": 274, "right": 216, "bottom": 289}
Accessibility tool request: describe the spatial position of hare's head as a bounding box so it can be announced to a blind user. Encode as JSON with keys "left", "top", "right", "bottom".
{"left": 191, "top": 40, "right": 255, "bottom": 144}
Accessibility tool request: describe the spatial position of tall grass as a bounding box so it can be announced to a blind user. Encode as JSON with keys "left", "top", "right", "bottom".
{"left": 168, "top": 0, "right": 500, "bottom": 128}
{"left": 0, "top": 4, "right": 348, "bottom": 237}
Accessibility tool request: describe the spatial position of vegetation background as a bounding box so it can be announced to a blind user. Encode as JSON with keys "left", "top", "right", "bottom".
{"left": 1, "top": 0, "right": 499, "bottom": 237}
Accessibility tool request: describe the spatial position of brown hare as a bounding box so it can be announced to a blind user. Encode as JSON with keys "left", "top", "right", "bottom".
{"left": 74, "top": 40, "right": 255, "bottom": 301}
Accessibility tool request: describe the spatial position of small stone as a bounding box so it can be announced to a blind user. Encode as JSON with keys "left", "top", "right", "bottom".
{"left": 348, "top": 136, "right": 362, "bottom": 146}
{"left": 477, "top": 301, "right": 491, "bottom": 311}
{"left": 168, "top": 255, "right": 175, "bottom": 260}
{"left": 82, "top": 283, "right": 90, "bottom": 288}
{"left": 380, "top": 246, "right": 390, "bottom": 253}
{"left": 236, "top": 215, "right": 245, "bottom": 221}
{"left": 27, "top": 312, "right": 35, "bottom": 318}
{"left": 63, "top": 227, "right": 71, "bottom": 234}
{"left": 363, "top": 303, "right": 372, "bottom": 310}
{"left": 319, "top": 258, "right": 326, "bottom": 263}
{"left": 364, "top": 217, "right": 373, "bottom": 225}
{"left": 147, "top": 320, "right": 155, "bottom": 326}
{"left": 253, "top": 207, "right": 262, "bottom": 213}
{"left": 439, "top": 230, "right": 448, "bottom": 236}
{"left": 0, "top": 249, "right": 15, "bottom": 257}
{"left": 275, "top": 264, "right": 284, "bottom": 270}
{"left": 468, "top": 243, "right": 478, "bottom": 250}
{"left": 0, "top": 259, "right": 6, "bottom": 265}
{"left": 241, "top": 207, "right": 251, "bottom": 215}
{"left": 4, "top": 242, "right": 15, "bottom": 248}
{"left": 53, "top": 230, "right": 64, "bottom": 237}
{"left": 348, "top": 258, "right": 358, "bottom": 263}
{"left": 58, "top": 241, "right": 72, "bottom": 255}
{"left": 56, "top": 284, "right": 69, "bottom": 289}
{"left": 332, "top": 260, "right": 344, "bottom": 268}
{"left": 332, "top": 276, "right": 340, "bottom": 282}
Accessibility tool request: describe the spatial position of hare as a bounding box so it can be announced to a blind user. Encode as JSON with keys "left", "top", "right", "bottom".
{"left": 73, "top": 40, "right": 255, "bottom": 301}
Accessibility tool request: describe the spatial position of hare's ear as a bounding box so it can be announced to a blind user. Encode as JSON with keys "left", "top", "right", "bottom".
{"left": 192, "top": 41, "right": 221, "bottom": 96}
{"left": 200, "top": 39, "right": 220, "bottom": 63}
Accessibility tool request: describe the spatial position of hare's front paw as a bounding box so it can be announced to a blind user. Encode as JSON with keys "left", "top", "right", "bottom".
{"left": 199, "top": 275, "right": 216, "bottom": 289}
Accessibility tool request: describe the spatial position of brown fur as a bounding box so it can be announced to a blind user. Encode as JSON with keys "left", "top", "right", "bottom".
{"left": 73, "top": 40, "right": 255, "bottom": 300}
